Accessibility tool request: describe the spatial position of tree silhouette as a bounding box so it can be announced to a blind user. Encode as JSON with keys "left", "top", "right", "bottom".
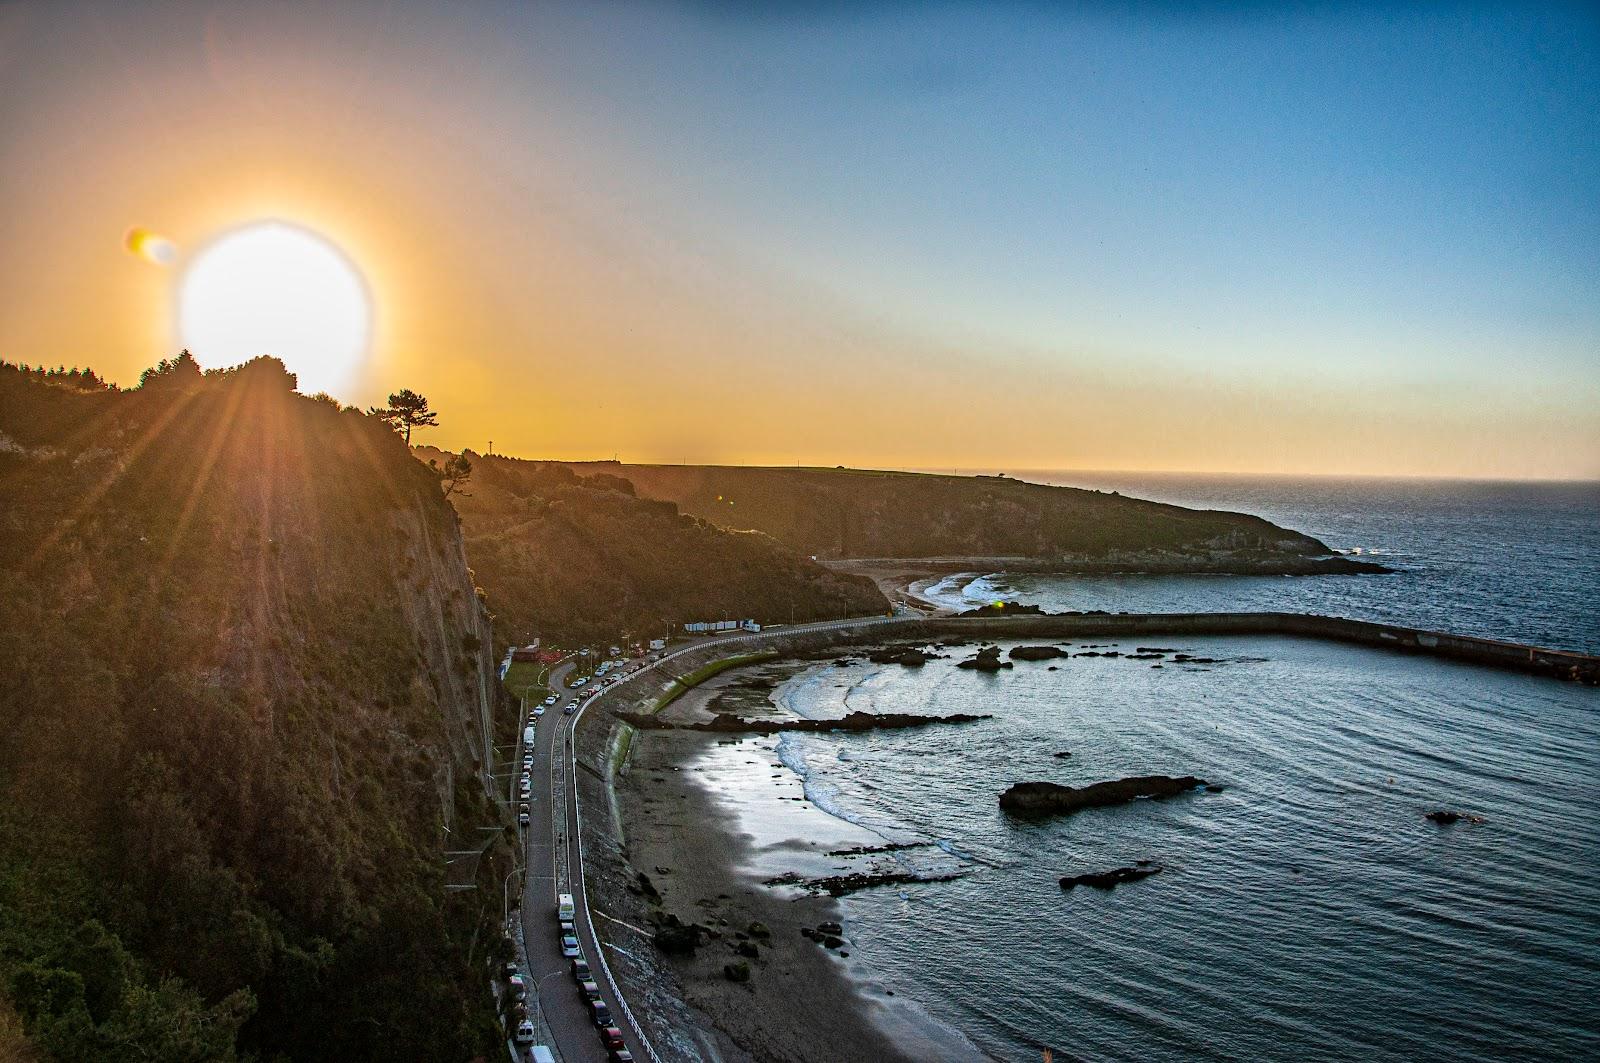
{"left": 430, "top": 453, "right": 473, "bottom": 499}
{"left": 139, "top": 349, "right": 203, "bottom": 392}
{"left": 368, "top": 388, "right": 438, "bottom": 444}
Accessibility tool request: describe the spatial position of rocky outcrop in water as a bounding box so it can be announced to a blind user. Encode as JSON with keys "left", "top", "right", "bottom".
{"left": 957, "top": 601, "right": 1046, "bottom": 616}
{"left": 616, "top": 709, "right": 989, "bottom": 733}
{"left": 999, "top": 775, "right": 1208, "bottom": 815}
{"left": 767, "top": 870, "right": 965, "bottom": 897}
{"left": 1059, "top": 865, "right": 1163, "bottom": 890}
{"left": 957, "top": 645, "right": 1013, "bottom": 671}
{"left": 1009, "top": 645, "right": 1067, "bottom": 661}
{"left": 867, "top": 645, "right": 936, "bottom": 666}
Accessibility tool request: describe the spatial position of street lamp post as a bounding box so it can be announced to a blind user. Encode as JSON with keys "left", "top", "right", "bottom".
{"left": 503, "top": 865, "right": 524, "bottom": 928}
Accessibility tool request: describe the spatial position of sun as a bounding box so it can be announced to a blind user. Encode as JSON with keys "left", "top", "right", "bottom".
{"left": 179, "top": 221, "right": 371, "bottom": 397}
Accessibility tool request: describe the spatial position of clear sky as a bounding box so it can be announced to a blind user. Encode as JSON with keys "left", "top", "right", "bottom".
{"left": 1, "top": 0, "right": 1596, "bottom": 477}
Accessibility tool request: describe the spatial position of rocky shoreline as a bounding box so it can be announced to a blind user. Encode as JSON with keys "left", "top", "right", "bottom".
{"left": 590, "top": 654, "right": 984, "bottom": 1062}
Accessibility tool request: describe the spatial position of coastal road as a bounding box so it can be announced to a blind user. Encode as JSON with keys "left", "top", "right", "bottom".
{"left": 515, "top": 658, "right": 634, "bottom": 1063}
{"left": 540, "top": 612, "right": 917, "bottom": 1059}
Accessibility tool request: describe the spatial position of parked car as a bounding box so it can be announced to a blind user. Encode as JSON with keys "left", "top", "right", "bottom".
{"left": 571, "top": 958, "right": 591, "bottom": 982}
{"left": 601, "top": 1027, "right": 625, "bottom": 1050}
{"left": 591, "top": 1000, "right": 613, "bottom": 1027}
{"left": 534, "top": 706, "right": 545, "bottom": 716}
{"left": 559, "top": 920, "right": 575, "bottom": 936}
{"left": 578, "top": 978, "right": 601, "bottom": 1002}
{"left": 560, "top": 934, "right": 581, "bottom": 958}
{"left": 519, "top": 782, "right": 532, "bottom": 799}
{"left": 515, "top": 1019, "right": 535, "bottom": 1044}
{"left": 564, "top": 704, "right": 577, "bottom": 715}
{"left": 518, "top": 811, "right": 530, "bottom": 826}
{"left": 508, "top": 973, "right": 527, "bottom": 1001}
{"left": 543, "top": 694, "right": 558, "bottom": 705}
{"left": 610, "top": 1050, "right": 635, "bottom": 1063}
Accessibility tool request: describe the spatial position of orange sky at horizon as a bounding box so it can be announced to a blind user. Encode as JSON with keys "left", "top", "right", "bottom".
{"left": 1, "top": 1, "right": 1596, "bottom": 481}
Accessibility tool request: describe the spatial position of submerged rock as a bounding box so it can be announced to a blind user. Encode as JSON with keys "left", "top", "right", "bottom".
{"left": 1000, "top": 774, "right": 1209, "bottom": 815}
{"left": 1059, "top": 865, "right": 1164, "bottom": 890}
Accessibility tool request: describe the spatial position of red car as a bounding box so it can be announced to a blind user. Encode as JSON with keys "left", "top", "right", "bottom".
{"left": 601, "top": 1026, "right": 625, "bottom": 1050}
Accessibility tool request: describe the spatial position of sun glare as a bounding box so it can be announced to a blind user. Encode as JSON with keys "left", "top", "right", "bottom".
{"left": 179, "top": 221, "right": 370, "bottom": 396}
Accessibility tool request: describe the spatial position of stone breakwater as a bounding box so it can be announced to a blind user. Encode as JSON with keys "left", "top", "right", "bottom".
{"left": 915, "top": 612, "right": 1600, "bottom": 685}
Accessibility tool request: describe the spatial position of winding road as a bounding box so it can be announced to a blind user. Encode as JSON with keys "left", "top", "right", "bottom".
{"left": 511, "top": 612, "right": 916, "bottom": 1061}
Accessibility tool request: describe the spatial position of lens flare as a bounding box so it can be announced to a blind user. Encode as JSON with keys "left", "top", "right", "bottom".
{"left": 125, "top": 226, "right": 177, "bottom": 265}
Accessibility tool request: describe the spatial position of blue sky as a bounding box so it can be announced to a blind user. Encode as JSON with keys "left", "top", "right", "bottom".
{"left": 525, "top": 1, "right": 1598, "bottom": 376}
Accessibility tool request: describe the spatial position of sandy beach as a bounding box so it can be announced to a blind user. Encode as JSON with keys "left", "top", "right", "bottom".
{"left": 604, "top": 658, "right": 984, "bottom": 1062}
{"left": 821, "top": 560, "right": 978, "bottom": 615}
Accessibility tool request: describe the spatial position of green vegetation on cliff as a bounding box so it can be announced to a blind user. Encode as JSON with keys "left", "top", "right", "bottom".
{"left": 0, "top": 360, "right": 511, "bottom": 1061}
{"left": 431, "top": 452, "right": 887, "bottom": 645}
{"left": 554, "top": 463, "right": 1336, "bottom": 561}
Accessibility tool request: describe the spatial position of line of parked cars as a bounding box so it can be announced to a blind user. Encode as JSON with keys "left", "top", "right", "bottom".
{"left": 563, "top": 919, "right": 633, "bottom": 1061}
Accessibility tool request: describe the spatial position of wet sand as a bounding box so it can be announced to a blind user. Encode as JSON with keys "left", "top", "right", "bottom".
{"left": 609, "top": 663, "right": 983, "bottom": 1062}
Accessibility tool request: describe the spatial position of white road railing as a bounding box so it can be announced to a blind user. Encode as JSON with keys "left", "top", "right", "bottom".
{"left": 561, "top": 612, "right": 918, "bottom": 1062}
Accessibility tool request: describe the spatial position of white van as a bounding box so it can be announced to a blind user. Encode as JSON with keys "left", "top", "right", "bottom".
{"left": 557, "top": 893, "right": 575, "bottom": 921}
{"left": 529, "top": 1047, "right": 556, "bottom": 1063}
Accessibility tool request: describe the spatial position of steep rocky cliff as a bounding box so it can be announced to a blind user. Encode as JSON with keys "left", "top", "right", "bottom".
{"left": 0, "top": 359, "right": 511, "bottom": 1061}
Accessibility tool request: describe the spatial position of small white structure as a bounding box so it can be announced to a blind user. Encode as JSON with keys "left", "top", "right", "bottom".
{"left": 683, "top": 618, "right": 758, "bottom": 634}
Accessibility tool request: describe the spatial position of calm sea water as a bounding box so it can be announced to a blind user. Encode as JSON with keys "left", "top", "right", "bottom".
{"left": 753, "top": 475, "right": 1599, "bottom": 1060}
{"left": 921, "top": 473, "right": 1600, "bottom": 654}
{"left": 772, "top": 638, "right": 1600, "bottom": 1062}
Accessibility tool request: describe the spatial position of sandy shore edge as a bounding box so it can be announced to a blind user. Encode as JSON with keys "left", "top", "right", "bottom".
{"left": 590, "top": 656, "right": 988, "bottom": 1062}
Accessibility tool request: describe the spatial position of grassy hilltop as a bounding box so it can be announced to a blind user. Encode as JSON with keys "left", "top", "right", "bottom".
{"left": 430, "top": 451, "right": 887, "bottom": 645}
{"left": 0, "top": 360, "right": 510, "bottom": 1061}
{"left": 553, "top": 462, "right": 1341, "bottom": 565}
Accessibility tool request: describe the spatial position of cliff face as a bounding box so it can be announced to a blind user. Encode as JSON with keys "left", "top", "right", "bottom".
{"left": 0, "top": 361, "right": 510, "bottom": 1061}
{"left": 432, "top": 452, "right": 887, "bottom": 644}
{"left": 553, "top": 463, "right": 1334, "bottom": 563}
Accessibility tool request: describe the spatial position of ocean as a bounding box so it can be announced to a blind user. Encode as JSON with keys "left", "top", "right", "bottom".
{"left": 920, "top": 473, "right": 1600, "bottom": 655}
{"left": 736, "top": 475, "right": 1600, "bottom": 1060}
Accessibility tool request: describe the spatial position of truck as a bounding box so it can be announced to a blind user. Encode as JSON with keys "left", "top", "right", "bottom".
{"left": 648, "top": 638, "right": 666, "bottom": 651}
{"left": 557, "top": 893, "right": 575, "bottom": 921}
{"left": 522, "top": 725, "right": 536, "bottom": 747}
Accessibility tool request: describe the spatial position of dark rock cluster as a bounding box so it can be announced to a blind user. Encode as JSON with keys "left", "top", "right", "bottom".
{"left": 999, "top": 774, "right": 1209, "bottom": 815}
{"left": 1059, "top": 864, "right": 1164, "bottom": 890}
